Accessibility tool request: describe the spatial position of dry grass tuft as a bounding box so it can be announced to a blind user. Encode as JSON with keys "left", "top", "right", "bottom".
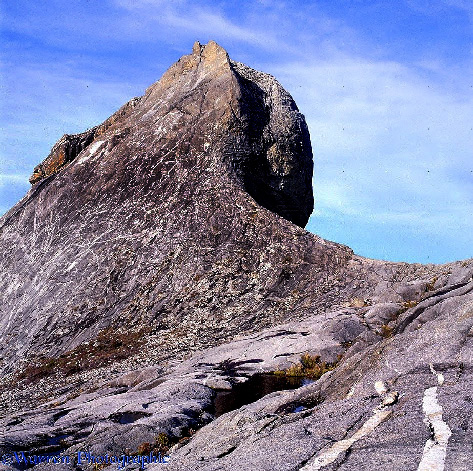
{"left": 275, "top": 353, "right": 336, "bottom": 380}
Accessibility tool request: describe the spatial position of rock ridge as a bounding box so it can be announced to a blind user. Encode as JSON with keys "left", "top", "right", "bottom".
{"left": 29, "top": 97, "right": 141, "bottom": 184}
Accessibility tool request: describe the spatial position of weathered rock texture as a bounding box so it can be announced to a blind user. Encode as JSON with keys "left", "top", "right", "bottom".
{"left": 0, "top": 41, "right": 472, "bottom": 470}
{"left": 1, "top": 40, "right": 320, "bottom": 380}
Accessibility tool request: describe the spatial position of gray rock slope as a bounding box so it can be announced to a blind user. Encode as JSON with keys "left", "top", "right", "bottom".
{"left": 0, "top": 40, "right": 321, "bottom": 381}
{"left": 0, "top": 42, "right": 472, "bottom": 470}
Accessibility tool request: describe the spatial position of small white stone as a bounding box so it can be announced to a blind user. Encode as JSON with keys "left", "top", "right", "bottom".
{"left": 374, "top": 381, "right": 388, "bottom": 395}
{"left": 382, "top": 391, "right": 399, "bottom": 407}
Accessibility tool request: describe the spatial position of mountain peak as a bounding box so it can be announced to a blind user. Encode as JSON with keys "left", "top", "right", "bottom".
{"left": 4, "top": 42, "right": 319, "bottom": 381}
{"left": 27, "top": 41, "right": 314, "bottom": 227}
{"left": 192, "top": 39, "right": 228, "bottom": 61}
{"left": 3, "top": 43, "right": 473, "bottom": 470}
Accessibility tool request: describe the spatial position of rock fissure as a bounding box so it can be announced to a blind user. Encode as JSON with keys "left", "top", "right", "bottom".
{"left": 396, "top": 280, "right": 473, "bottom": 334}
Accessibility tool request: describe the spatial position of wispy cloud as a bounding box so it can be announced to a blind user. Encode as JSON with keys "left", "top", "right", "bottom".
{"left": 0, "top": 174, "right": 30, "bottom": 186}
{"left": 112, "top": 0, "right": 284, "bottom": 49}
{"left": 270, "top": 53, "right": 473, "bottom": 253}
{"left": 1, "top": 58, "right": 142, "bottom": 170}
{"left": 407, "top": 0, "right": 473, "bottom": 15}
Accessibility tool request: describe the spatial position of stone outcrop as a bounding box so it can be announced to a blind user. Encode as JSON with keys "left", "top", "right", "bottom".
{"left": 163, "top": 271, "right": 473, "bottom": 471}
{"left": 29, "top": 97, "right": 140, "bottom": 184}
{"left": 0, "top": 41, "right": 472, "bottom": 470}
{"left": 1, "top": 41, "right": 322, "bottom": 381}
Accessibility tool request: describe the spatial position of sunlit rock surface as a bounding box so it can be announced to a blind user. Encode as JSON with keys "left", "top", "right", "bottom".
{"left": 0, "top": 42, "right": 471, "bottom": 470}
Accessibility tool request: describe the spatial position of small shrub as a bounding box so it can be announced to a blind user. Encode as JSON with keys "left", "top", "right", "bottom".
{"left": 156, "top": 432, "right": 171, "bottom": 453}
{"left": 136, "top": 432, "right": 179, "bottom": 456}
{"left": 400, "top": 300, "right": 418, "bottom": 313}
{"left": 426, "top": 277, "right": 438, "bottom": 292}
{"left": 137, "top": 442, "right": 153, "bottom": 455}
{"left": 300, "top": 353, "right": 320, "bottom": 370}
{"left": 379, "top": 324, "right": 393, "bottom": 338}
{"left": 277, "top": 353, "right": 336, "bottom": 380}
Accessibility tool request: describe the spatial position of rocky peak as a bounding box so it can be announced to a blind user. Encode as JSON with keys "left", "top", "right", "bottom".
{"left": 28, "top": 41, "right": 314, "bottom": 227}
{"left": 2, "top": 42, "right": 472, "bottom": 470}
{"left": 1, "top": 41, "right": 322, "bottom": 381}
{"left": 141, "top": 41, "right": 315, "bottom": 227}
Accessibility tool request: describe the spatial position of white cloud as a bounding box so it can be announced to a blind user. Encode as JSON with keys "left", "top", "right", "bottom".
{"left": 111, "top": 0, "right": 280, "bottom": 48}
{"left": 164, "top": 11, "right": 277, "bottom": 47}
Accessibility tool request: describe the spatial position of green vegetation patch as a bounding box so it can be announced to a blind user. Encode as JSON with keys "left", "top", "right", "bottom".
{"left": 275, "top": 353, "right": 337, "bottom": 380}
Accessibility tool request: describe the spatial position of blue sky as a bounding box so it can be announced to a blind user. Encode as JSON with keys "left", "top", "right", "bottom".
{"left": 1, "top": 0, "right": 472, "bottom": 263}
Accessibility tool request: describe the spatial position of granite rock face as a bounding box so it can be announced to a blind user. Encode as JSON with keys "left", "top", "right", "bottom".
{"left": 1, "top": 40, "right": 320, "bottom": 380}
{"left": 29, "top": 98, "right": 141, "bottom": 185}
{"left": 0, "top": 41, "right": 472, "bottom": 470}
{"left": 163, "top": 275, "right": 473, "bottom": 471}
